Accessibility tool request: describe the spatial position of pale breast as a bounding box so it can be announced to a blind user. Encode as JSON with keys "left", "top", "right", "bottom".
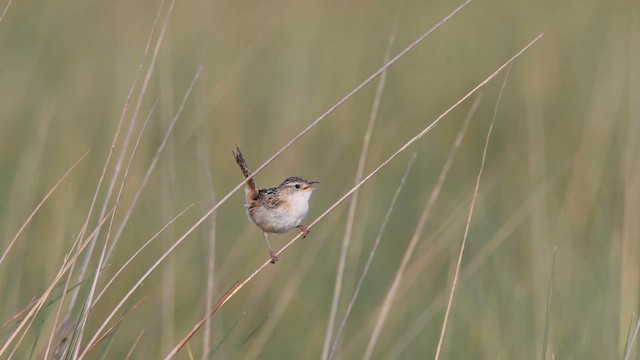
{"left": 249, "top": 196, "right": 309, "bottom": 233}
{"left": 249, "top": 203, "right": 305, "bottom": 233}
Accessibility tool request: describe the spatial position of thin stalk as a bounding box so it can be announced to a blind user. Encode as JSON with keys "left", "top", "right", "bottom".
{"left": 541, "top": 246, "right": 557, "bottom": 360}
{"left": 62, "top": 0, "right": 170, "bottom": 342}
{"left": 78, "top": 66, "right": 203, "bottom": 359}
{"left": 433, "top": 65, "right": 513, "bottom": 360}
{"left": 321, "top": 11, "right": 400, "bottom": 359}
{"left": 0, "top": 152, "right": 88, "bottom": 266}
{"left": 0, "top": 209, "right": 116, "bottom": 357}
{"left": 197, "top": 131, "right": 218, "bottom": 358}
{"left": 362, "top": 94, "right": 480, "bottom": 360}
{"left": 624, "top": 317, "right": 640, "bottom": 360}
{"left": 328, "top": 153, "right": 416, "bottom": 360}
{"left": 0, "top": 0, "right": 12, "bottom": 24}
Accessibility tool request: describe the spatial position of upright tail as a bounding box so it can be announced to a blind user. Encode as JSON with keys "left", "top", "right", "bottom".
{"left": 232, "top": 146, "right": 259, "bottom": 201}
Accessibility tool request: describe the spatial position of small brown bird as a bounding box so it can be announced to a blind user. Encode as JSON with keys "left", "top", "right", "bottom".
{"left": 233, "top": 146, "right": 318, "bottom": 263}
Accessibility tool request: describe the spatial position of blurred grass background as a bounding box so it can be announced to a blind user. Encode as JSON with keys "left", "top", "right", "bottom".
{"left": 0, "top": 0, "right": 638, "bottom": 358}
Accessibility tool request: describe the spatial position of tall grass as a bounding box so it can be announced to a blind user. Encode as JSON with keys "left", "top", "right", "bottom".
{"left": 0, "top": 0, "right": 637, "bottom": 359}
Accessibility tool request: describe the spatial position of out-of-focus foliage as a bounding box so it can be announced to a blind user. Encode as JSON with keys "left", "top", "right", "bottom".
{"left": 0, "top": 0, "right": 637, "bottom": 358}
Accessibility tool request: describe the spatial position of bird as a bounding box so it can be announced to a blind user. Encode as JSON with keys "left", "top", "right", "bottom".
{"left": 233, "top": 146, "right": 318, "bottom": 263}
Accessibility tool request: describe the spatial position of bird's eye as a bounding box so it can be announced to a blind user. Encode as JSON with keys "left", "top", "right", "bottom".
{"left": 295, "top": 184, "right": 301, "bottom": 189}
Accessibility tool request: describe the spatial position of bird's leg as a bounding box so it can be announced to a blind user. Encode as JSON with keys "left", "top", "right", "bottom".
{"left": 298, "top": 224, "right": 310, "bottom": 238}
{"left": 262, "top": 232, "right": 278, "bottom": 263}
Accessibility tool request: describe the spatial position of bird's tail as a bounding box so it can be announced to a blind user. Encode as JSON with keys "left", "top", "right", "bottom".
{"left": 233, "top": 146, "right": 259, "bottom": 201}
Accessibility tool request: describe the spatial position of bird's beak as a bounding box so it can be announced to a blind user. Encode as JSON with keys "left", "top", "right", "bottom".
{"left": 304, "top": 181, "right": 319, "bottom": 190}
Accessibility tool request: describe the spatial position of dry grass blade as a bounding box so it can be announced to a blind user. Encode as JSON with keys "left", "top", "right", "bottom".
{"left": 433, "top": 64, "right": 513, "bottom": 360}
{"left": 44, "top": 234, "right": 89, "bottom": 358}
{"left": 72, "top": 0, "right": 178, "bottom": 353}
{"left": 625, "top": 317, "right": 640, "bottom": 360}
{"left": 0, "top": 298, "right": 36, "bottom": 331}
{"left": 0, "top": 151, "right": 88, "bottom": 266}
{"left": 82, "top": 209, "right": 208, "bottom": 358}
{"left": 94, "top": 66, "right": 200, "bottom": 300}
{"left": 94, "top": 205, "right": 194, "bottom": 305}
{"left": 0, "top": 0, "right": 12, "bottom": 24}
{"left": 196, "top": 133, "right": 218, "bottom": 357}
{"left": 64, "top": 0, "right": 172, "bottom": 330}
{"left": 542, "top": 246, "right": 557, "bottom": 360}
{"left": 362, "top": 94, "right": 480, "bottom": 360}
{"left": 164, "top": 282, "right": 241, "bottom": 360}
{"left": 104, "top": 96, "right": 161, "bottom": 262}
{"left": 124, "top": 329, "right": 146, "bottom": 360}
{"left": 82, "top": 295, "right": 148, "bottom": 356}
{"left": 623, "top": 315, "right": 636, "bottom": 360}
{"left": 68, "top": 98, "right": 158, "bottom": 358}
{"left": 78, "top": 66, "right": 203, "bottom": 358}
{"left": 75, "top": 62, "right": 200, "bottom": 360}
{"left": 329, "top": 152, "right": 417, "bottom": 360}
{"left": 321, "top": 10, "right": 400, "bottom": 359}
{"left": 384, "top": 162, "right": 568, "bottom": 358}
{"left": 0, "top": 208, "right": 116, "bottom": 357}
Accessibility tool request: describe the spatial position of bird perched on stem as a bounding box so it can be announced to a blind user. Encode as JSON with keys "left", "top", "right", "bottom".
{"left": 233, "top": 146, "right": 318, "bottom": 263}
